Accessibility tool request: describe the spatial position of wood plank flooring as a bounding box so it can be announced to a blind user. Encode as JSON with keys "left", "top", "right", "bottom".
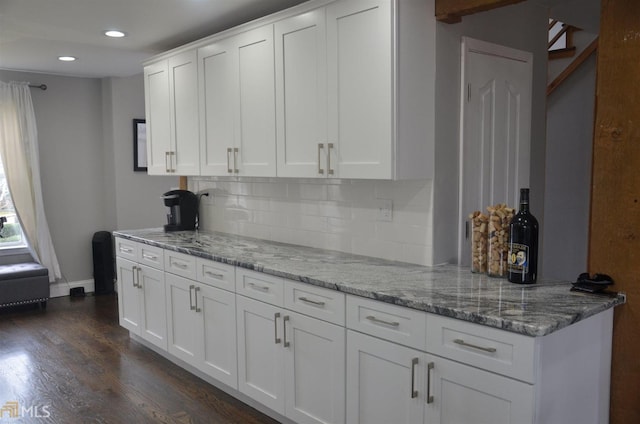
{"left": 0, "top": 294, "right": 279, "bottom": 424}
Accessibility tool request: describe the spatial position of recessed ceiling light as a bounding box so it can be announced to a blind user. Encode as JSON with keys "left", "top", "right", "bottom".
{"left": 104, "top": 30, "right": 126, "bottom": 38}
{"left": 58, "top": 56, "right": 77, "bottom": 62}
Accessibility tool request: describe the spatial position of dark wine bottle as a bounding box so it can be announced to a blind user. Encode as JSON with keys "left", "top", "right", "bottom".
{"left": 508, "top": 188, "right": 539, "bottom": 283}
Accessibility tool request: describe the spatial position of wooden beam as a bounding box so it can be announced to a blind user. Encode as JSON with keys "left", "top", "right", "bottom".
{"left": 589, "top": 1, "right": 640, "bottom": 423}
{"left": 547, "top": 38, "right": 597, "bottom": 96}
{"left": 435, "top": 0, "right": 526, "bottom": 23}
{"left": 179, "top": 176, "right": 188, "bottom": 190}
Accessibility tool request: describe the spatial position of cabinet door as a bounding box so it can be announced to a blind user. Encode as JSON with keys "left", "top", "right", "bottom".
{"left": 198, "top": 39, "right": 237, "bottom": 176}
{"left": 138, "top": 264, "right": 167, "bottom": 350}
{"left": 165, "top": 273, "right": 201, "bottom": 367}
{"left": 275, "top": 9, "right": 328, "bottom": 178}
{"left": 144, "top": 60, "right": 172, "bottom": 175}
{"left": 198, "top": 283, "right": 238, "bottom": 389}
{"left": 284, "top": 311, "right": 345, "bottom": 424}
{"left": 346, "top": 330, "right": 424, "bottom": 424}
{"left": 326, "top": 0, "right": 393, "bottom": 179}
{"left": 236, "top": 295, "right": 285, "bottom": 414}
{"left": 116, "top": 257, "right": 141, "bottom": 334}
{"left": 234, "top": 26, "right": 277, "bottom": 177}
{"left": 425, "top": 355, "right": 534, "bottom": 424}
{"left": 168, "top": 50, "right": 200, "bottom": 175}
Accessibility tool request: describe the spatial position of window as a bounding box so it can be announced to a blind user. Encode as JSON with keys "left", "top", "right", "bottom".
{"left": 0, "top": 156, "right": 26, "bottom": 249}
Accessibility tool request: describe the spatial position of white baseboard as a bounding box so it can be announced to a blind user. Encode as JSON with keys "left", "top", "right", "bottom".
{"left": 50, "top": 279, "right": 95, "bottom": 298}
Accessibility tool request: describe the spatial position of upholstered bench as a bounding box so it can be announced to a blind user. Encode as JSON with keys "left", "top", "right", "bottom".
{"left": 0, "top": 262, "right": 49, "bottom": 308}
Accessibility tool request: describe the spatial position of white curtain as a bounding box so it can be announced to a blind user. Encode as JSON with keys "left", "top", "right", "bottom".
{"left": 0, "top": 81, "right": 61, "bottom": 282}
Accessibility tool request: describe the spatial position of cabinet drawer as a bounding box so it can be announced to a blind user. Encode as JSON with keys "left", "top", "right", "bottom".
{"left": 138, "top": 244, "right": 164, "bottom": 270}
{"left": 235, "top": 268, "right": 284, "bottom": 306}
{"left": 196, "top": 258, "right": 235, "bottom": 292}
{"left": 426, "top": 314, "right": 536, "bottom": 383}
{"left": 347, "top": 295, "right": 427, "bottom": 350}
{"left": 164, "top": 250, "right": 197, "bottom": 280}
{"left": 284, "top": 281, "right": 345, "bottom": 326}
{"left": 115, "top": 237, "right": 138, "bottom": 261}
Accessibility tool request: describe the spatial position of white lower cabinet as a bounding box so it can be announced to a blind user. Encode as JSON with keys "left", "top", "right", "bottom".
{"left": 346, "top": 330, "right": 534, "bottom": 424}
{"left": 116, "top": 256, "right": 167, "bottom": 350}
{"left": 236, "top": 293, "right": 346, "bottom": 424}
{"left": 165, "top": 271, "right": 238, "bottom": 389}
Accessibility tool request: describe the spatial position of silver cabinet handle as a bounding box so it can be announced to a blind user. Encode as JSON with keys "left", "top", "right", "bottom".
{"left": 165, "top": 151, "right": 171, "bottom": 173}
{"left": 248, "top": 282, "right": 270, "bottom": 292}
{"left": 366, "top": 315, "right": 400, "bottom": 327}
{"left": 327, "top": 142, "right": 334, "bottom": 175}
{"left": 204, "top": 270, "right": 225, "bottom": 279}
{"left": 172, "top": 261, "right": 188, "bottom": 269}
{"left": 453, "top": 338, "right": 497, "bottom": 353}
{"left": 298, "top": 296, "right": 326, "bottom": 307}
{"left": 233, "top": 147, "right": 239, "bottom": 174}
{"left": 227, "top": 147, "right": 233, "bottom": 173}
{"left": 426, "top": 362, "right": 434, "bottom": 404}
{"left": 142, "top": 253, "right": 157, "bottom": 260}
{"left": 132, "top": 266, "right": 139, "bottom": 288}
{"left": 120, "top": 246, "right": 133, "bottom": 253}
{"left": 194, "top": 286, "right": 201, "bottom": 312}
{"left": 283, "top": 315, "right": 290, "bottom": 347}
{"left": 170, "top": 151, "right": 176, "bottom": 173}
{"left": 189, "top": 285, "right": 196, "bottom": 311}
{"left": 410, "top": 357, "right": 418, "bottom": 398}
{"left": 318, "top": 143, "right": 325, "bottom": 175}
{"left": 136, "top": 267, "right": 142, "bottom": 289}
{"left": 274, "top": 312, "right": 281, "bottom": 344}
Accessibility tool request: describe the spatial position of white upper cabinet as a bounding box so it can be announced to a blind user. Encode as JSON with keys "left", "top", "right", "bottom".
{"left": 144, "top": 50, "right": 200, "bottom": 175}
{"left": 275, "top": 8, "right": 328, "bottom": 178}
{"left": 199, "top": 26, "right": 276, "bottom": 177}
{"left": 326, "top": 0, "right": 393, "bottom": 179}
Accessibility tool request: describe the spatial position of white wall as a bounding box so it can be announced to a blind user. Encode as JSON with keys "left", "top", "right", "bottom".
{"left": 543, "top": 55, "right": 596, "bottom": 281}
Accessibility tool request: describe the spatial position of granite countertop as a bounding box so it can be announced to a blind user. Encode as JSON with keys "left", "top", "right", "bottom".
{"left": 113, "top": 228, "right": 625, "bottom": 337}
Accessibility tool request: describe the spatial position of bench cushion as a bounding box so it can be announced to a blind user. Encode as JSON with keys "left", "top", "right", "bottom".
{"left": 0, "top": 262, "right": 48, "bottom": 280}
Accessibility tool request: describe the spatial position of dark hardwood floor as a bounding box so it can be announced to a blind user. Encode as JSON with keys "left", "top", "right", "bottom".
{"left": 0, "top": 294, "right": 280, "bottom": 424}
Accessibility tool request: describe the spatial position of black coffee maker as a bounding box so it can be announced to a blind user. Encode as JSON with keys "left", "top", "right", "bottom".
{"left": 162, "top": 190, "right": 197, "bottom": 232}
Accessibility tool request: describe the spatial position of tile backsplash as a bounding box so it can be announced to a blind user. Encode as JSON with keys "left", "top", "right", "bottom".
{"left": 190, "top": 177, "right": 434, "bottom": 265}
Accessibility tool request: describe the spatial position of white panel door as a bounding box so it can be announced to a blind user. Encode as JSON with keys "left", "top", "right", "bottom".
{"left": 116, "top": 257, "right": 140, "bottom": 334}
{"left": 199, "top": 39, "right": 236, "bottom": 176}
{"left": 424, "top": 355, "right": 535, "bottom": 424}
{"left": 234, "top": 26, "right": 277, "bottom": 177}
{"left": 284, "top": 311, "right": 346, "bottom": 424}
{"left": 346, "top": 330, "right": 425, "bottom": 424}
{"left": 199, "top": 283, "right": 238, "bottom": 389}
{"left": 275, "top": 9, "right": 328, "bottom": 178}
{"left": 165, "top": 273, "right": 200, "bottom": 367}
{"left": 169, "top": 50, "right": 200, "bottom": 175}
{"left": 327, "top": 0, "right": 393, "bottom": 179}
{"left": 144, "top": 61, "right": 172, "bottom": 175}
{"left": 138, "top": 264, "right": 167, "bottom": 350}
{"left": 236, "top": 295, "right": 285, "bottom": 414}
{"left": 458, "top": 37, "right": 533, "bottom": 265}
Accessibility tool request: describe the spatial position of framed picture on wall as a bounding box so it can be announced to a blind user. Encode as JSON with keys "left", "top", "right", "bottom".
{"left": 133, "top": 119, "right": 147, "bottom": 172}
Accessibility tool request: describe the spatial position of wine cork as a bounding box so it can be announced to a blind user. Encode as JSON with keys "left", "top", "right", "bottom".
{"left": 486, "top": 204, "right": 515, "bottom": 277}
{"left": 469, "top": 211, "right": 489, "bottom": 273}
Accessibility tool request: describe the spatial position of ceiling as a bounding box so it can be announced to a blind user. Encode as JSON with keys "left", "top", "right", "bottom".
{"left": 0, "top": 0, "right": 599, "bottom": 79}
{"left": 0, "top": 0, "right": 308, "bottom": 78}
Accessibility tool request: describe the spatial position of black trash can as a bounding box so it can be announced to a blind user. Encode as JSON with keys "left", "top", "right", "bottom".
{"left": 92, "top": 231, "right": 114, "bottom": 295}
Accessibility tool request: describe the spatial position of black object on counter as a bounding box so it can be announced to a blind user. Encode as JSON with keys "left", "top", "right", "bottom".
{"left": 571, "top": 273, "right": 614, "bottom": 294}
{"left": 163, "top": 189, "right": 198, "bottom": 232}
{"left": 508, "top": 188, "right": 539, "bottom": 284}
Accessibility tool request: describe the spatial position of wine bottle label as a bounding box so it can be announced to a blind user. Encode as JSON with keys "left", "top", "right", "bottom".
{"left": 508, "top": 243, "right": 529, "bottom": 273}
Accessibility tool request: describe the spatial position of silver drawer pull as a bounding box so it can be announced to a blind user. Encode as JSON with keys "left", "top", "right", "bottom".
{"left": 248, "top": 282, "right": 270, "bottom": 292}
{"left": 204, "top": 271, "right": 224, "bottom": 279}
{"left": 172, "top": 261, "right": 188, "bottom": 269}
{"left": 453, "top": 338, "right": 497, "bottom": 353}
{"left": 298, "top": 296, "right": 326, "bottom": 307}
{"left": 142, "top": 253, "right": 157, "bottom": 260}
{"left": 366, "top": 315, "right": 400, "bottom": 327}
{"left": 120, "top": 247, "right": 133, "bottom": 253}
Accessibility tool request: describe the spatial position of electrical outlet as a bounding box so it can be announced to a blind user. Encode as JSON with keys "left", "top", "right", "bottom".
{"left": 377, "top": 199, "right": 393, "bottom": 222}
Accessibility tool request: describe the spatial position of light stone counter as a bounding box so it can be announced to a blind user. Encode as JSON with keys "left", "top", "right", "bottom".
{"left": 114, "top": 228, "right": 625, "bottom": 337}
